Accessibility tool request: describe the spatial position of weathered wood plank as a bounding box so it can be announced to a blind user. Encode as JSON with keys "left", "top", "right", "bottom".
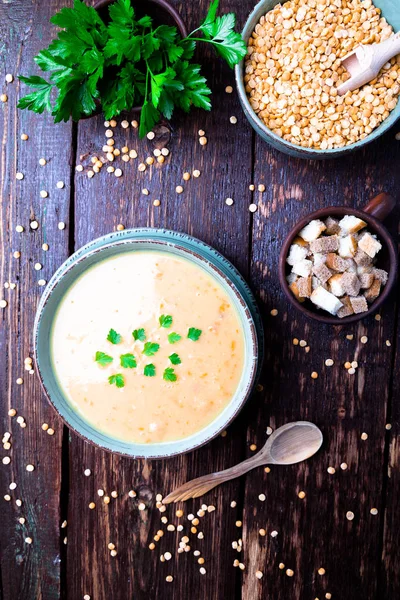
{"left": 242, "top": 132, "right": 400, "bottom": 600}
{"left": 379, "top": 282, "right": 400, "bottom": 599}
{"left": 0, "top": 1, "right": 74, "bottom": 598}
{"left": 66, "top": 1, "right": 253, "bottom": 599}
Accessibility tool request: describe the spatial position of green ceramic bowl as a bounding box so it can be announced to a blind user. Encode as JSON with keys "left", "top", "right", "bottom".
{"left": 235, "top": 0, "right": 400, "bottom": 159}
{"left": 34, "top": 229, "right": 263, "bottom": 459}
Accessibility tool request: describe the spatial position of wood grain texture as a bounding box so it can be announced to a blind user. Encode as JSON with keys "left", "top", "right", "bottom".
{"left": 0, "top": 1, "right": 399, "bottom": 599}
{"left": 242, "top": 134, "right": 400, "bottom": 600}
{"left": 379, "top": 272, "right": 400, "bottom": 599}
{"left": 0, "top": 1, "right": 73, "bottom": 598}
{"left": 66, "top": 2, "right": 253, "bottom": 599}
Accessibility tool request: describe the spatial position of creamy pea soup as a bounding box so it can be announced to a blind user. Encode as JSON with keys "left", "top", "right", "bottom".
{"left": 51, "top": 251, "right": 245, "bottom": 444}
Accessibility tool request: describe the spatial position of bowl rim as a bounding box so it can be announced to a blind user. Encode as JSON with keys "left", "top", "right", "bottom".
{"left": 278, "top": 206, "right": 398, "bottom": 324}
{"left": 234, "top": 0, "right": 400, "bottom": 157}
{"left": 34, "top": 229, "right": 263, "bottom": 458}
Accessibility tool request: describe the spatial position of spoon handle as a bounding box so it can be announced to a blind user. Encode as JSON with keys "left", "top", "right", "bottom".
{"left": 162, "top": 451, "right": 269, "bottom": 503}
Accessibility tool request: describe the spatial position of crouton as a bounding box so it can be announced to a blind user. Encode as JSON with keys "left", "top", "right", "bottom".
{"left": 292, "top": 236, "right": 309, "bottom": 248}
{"left": 354, "top": 248, "right": 373, "bottom": 267}
{"left": 325, "top": 216, "right": 340, "bottom": 235}
{"left": 292, "top": 259, "right": 313, "bottom": 277}
{"left": 310, "top": 235, "right": 339, "bottom": 254}
{"left": 346, "top": 259, "right": 357, "bottom": 273}
{"left": 297, "top": 276, "right": 312, "bottom": 298}
{"left": 341, "top": 272, "right": 361, "bottom": 296}
{"left": 312, "top": 276, "right": 321, "bottom": 290}
{"left": 310, "top": 286, "right": 343, "bottom": 315}
{"left": 313, "top": 253, "right": 327, "bottom": 266}
{"left": 364, "top": 279, "right": 381, "bottom": 303}
{"left": 358, "top": 232, "right": 382, "bottom": 258}
{"left": 337, "top": 296, "right": 354, "bottom": 318}
{"left": 325, "top": 252, "right": 349, "bottom": 272}
{"left": 312, "top": 263, "right": 333, "bottom": 284}
{"left": 286, "top": 244, "right": 308, "bottom": 266}
{"left": 338, "top": 235, "right": 358, "bottom": 258}
{"left": 298, "top": 219, "right": 326, "bottom": 242}
{"left": 349, "top": 296, "right": 369, "bottom": 314}
{"left": 328, "top": 274, "right": 345, "bottom": 297}
{"left": 286, "top": 273, "right": 298, "bottom": 286}
{"left": 372, "top": 268, "right": 388, "bottom": 285}
{"left": 289, "top": 281, "right": 305, "bottom": 303}
{"left": 359, "top": 272, "right": 375, "bottom": 289}
{"left": 357, "top": 265, "right": 373, "bottom": 276}
{"left": 338, "top": 215, "right": 367, "bottom": 234}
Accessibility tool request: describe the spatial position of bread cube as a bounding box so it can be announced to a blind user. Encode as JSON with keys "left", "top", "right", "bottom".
{"left": 297, "top": 276, "right": 312, "bottom": 298}
{"left": 325, "top": 216, "right": 340, "bottom": 235}
{"left": 310, "top": 286, "right": 343, "bottom": 315}
{"left": 338, "top": 235, "right": 358, "bottom": 258}
{"left": 286, "top": 273, "right": 298, "bottom": 286}
{"left": 312, "top": 263, "right": 333, "bottom": 284}
{"left": 354, "top": 248, "right": 373, "bottom": 267}
{"left": 292, "top": 259, "right": 313, "bottom": 277}
{"left": 359, "top": 272, "right": 375, "bottom": 289}
{"left": 337, "top": 296, "right": 354, "bottom": 318}
{"left": 358, "top": 232, "right": 382, "bottom": 258}
{"left": 341, "top": 272, "right": 361, "bottom": 296}
{"left": 349, "top": 295, "right": 369, "bottom": 314}
{"left": 312, "top": 276, "right": 321, "bottom": 290}
{"left": 325, "top": 252, "right": 349, "bottom": 272}
{"left": 289, "top": 281, "right": 305, "bottom": 303}
{"left": 364, "top": 279, "right": 381, "bottom": 303}
{"left": 313, "top": 253, "right": 327, "bottom": 266}
{"left": 372, "top": 268, "right": 388, "bottom": 285}
{"left": 298, "top": 219, "right": 327, "bottom": 242}
{"left": 292, "top": 236, "right": 309, "bottom": 248}
{"left": 286, "top": 244, "right": 308, "bottom": 266}
{"left": 310, "top": 235, "right": 339, "bottom": 254}
{"left": 357, "top": 265, "right": 373, "bottom": 276}
{"left": 328, "top": 274, "right": 345, "bottom": 297}
{"left": 338, "top": 215, "right": 367, "bottom": 234}
{"left": 346, "top": 259, "right": 358, "bottom": 273}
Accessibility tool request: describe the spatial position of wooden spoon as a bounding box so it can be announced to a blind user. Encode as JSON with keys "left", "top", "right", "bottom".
{"left": 162, "top": 421, "right": 323, "bottom": 503}
{"left": 338, "top": 32, "right": 400, "bottom": 95}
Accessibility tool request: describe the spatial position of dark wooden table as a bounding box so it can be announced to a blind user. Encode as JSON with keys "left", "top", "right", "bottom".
{"left": 1, "top": 1, "right": 399, "bottom": 599}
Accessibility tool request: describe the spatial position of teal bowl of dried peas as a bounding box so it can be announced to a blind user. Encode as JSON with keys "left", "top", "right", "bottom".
{"left": 235, "top": 0, "right": 400, "bottom": 159}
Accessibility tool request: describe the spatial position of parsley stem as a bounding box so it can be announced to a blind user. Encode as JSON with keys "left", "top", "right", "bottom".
{"left": 186, "top": 27, "right": 202, "bottom": 38}
{"left": 188, "top": 37, "right": 226, "bottom": 48}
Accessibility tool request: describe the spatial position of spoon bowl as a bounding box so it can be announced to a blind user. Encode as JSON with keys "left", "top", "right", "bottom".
{"left": 163, "top": 421, "right": 323, "bottom": 503}
{"left": 267, "top": 422, "right": 323, "bottom": 465}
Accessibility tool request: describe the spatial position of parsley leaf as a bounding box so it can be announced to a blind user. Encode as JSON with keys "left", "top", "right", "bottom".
{"left": 150, "top": 67, "right": 176, "bottom": 108}
{"left": 168, "top": 332, "right": 182, "bottom": 344}
{"left": 194, "top": 1, "right": 247, "bottom": 69}
{"left": 95, "top": 351, "right": 113, "bottom": 366}
{"left": 163, "top": 367, "right": 177, "bottom": 382}
{"left": 133, "top": 328, "right": 146, "bottom": 342}
{"left": 144, "top": 363, "right": 156, "bottom": 377}
{"left": 171, "top": 62, "right": 211, "bottom": 113}
{"left": 139, "top": 99, "right": 160, "bottom": 139}
{"left": 107, "top": 328, "right": 122, "bottom": 344}
{"left": 159, "top": 314, "right": 173, "bottom": 328}
{"left": 169, "top": 353, "right": 181, "bottom": 365}
{"left": 108, "top": 373, "right": 125, "bottom": 388}
{"left": 18, "top": 76, "right": 53, "bottom": 114}
{"left": 188, "top": 327, "right": 202, "bottom": 341}
{"left": 142, "top": 342, "right": 160, "bottom": 357}
{"left": 18, "top": 0, "right": 245, "bottom": 133}
{"left": 120, "top": 353, "right": 137, "bottom": 368}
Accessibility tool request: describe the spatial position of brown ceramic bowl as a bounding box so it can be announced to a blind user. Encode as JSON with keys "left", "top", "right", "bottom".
{"left": 85, "top": 0, "right": 187, "bottom": 118}
{"left": 279, "top": 193, "right": 398, "bottom": 325}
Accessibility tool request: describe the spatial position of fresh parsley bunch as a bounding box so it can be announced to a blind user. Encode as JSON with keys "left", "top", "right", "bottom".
{"left": 18, "top": 0, "right": 246, "bottom": 137}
